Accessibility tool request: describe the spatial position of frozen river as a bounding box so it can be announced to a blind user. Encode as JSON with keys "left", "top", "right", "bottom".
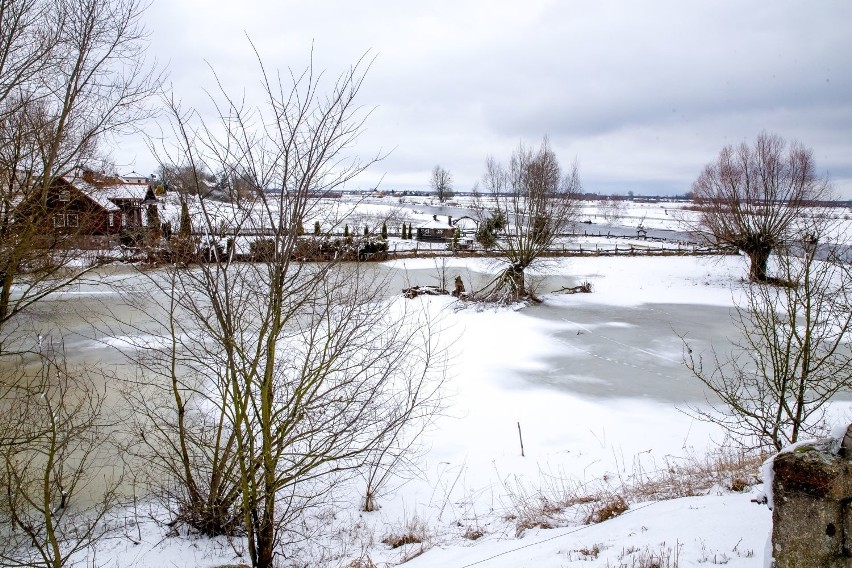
{"left": 14, "top": 262, "right": 738, "bottom": 405}
{"left": 524, "top": 301, "right": 737, "bottom": 402}
{"left": 7, "top": 256, "right": 843, "bottom": 513}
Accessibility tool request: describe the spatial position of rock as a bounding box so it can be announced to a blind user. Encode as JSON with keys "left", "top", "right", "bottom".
{"left": 772, "top": 433, "right": 852, "bottom": 567}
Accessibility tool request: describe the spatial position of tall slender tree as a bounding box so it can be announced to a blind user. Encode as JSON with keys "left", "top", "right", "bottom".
{"left": 131, "top": 46, "right": 446, "bottom": 568}
{"left": 685, "top": 230, "right": 852, "bottom": 450}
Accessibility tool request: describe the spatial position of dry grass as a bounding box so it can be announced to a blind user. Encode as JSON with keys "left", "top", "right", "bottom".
{"left": 462, "top": 526, "right": 484, "bottom": 541}
{"left": 584, "top": 494, "right": 628, "bottom": 524}
{"left": 501, "top": 447, "right": 766, "bottom": 535}
{"left": 565, "top": 543, "right": 605, "bottom": 561}
{"left": 381, "top": 533, "right": 422, "bottom": 549}
{"left": 608, "top": 541, "right": 682, "bottom": 567}
{"left": 344, "top": 559, "right": 377, "bottom": 568}
{"left": 500, "top": 473, "right": 601, "bottom": 536}
{"left": 381, "top": 514, "right": 430, "bottom": 554}
{"left": 627, "top": 448, "right": 767, "bottom": 502}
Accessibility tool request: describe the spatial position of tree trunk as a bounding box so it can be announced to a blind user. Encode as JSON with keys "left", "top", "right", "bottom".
{"left": 746, "top": 247, "right": 771, "bottom": 283}
{"left": 178, "top": 200, "right": 192, "bottom": 237}
{"left": 506, "top": 265, "right": 525, "bottom": 299}
{"left": 256, "top": 514, "right": 275, "bottom": 568}
{"left": 0, "top": 267, "right": 12, "bottom": 325}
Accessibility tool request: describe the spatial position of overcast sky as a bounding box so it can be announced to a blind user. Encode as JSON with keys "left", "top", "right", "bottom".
{"left": 117, "top": 1, "right": 852, "bottom": 197}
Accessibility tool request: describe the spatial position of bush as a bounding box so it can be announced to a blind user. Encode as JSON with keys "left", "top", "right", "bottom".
{"left": 584, "top": 494, "right": 628, "bottom": 524}
{"left": 249, "top": 238, "right": 276, "bottom": 260}
{"left": 475, "top": 212, "right": 505, "bottom": 250}
{"left": 358, "top": 239, "right": 388, "bottom": 261}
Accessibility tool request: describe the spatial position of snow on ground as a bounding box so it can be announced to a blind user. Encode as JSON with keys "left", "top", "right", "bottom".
{"left": 403, "top": 492, "right": 769, "bottom": 568}
{"left": 346, "top": 254, "right": 772, "bottom": 567}
{"left": 87, "top": 252, "right": 791, "bottom": 567}
{"left": 387, "top": 253, "right": 746, "bottom": 307}
{"left": 45, "top": 198, "right": 852, "bottom": 566}
{"left": 1, "top": 206, "right": 837, "bottom": 568}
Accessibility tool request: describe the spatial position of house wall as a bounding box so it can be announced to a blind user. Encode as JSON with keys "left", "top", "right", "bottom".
{"left": 44, "top": 179, "right": 113, "bottom": 235}
{"left": 416, "top": 227, "right": 455, "bottom": 242}
{"left": 13, "top": 178, "right": 150, "bottom": 251}
{"left": 44, "top": 180, "right": 144, "bottom": 236}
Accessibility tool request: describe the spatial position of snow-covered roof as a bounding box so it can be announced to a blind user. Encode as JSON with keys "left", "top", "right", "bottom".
{"left": 62, "top": 176, "right": 149, "bottom": 211}
{"left": 99, "top": 182, "right": 150, "bottom": 201}
{"left": 417, "top": 219, "right": 453, "bottom": 229}
{"left": 120, "top": 171, "right": 150, "bottom": 184}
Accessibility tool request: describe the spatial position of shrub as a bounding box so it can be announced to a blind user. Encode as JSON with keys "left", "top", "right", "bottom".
{"left": 584, "top": 495, "right": 628, "bottom": 524}
{"left": 249, "top": 238, "right": 276, "bottom": 260}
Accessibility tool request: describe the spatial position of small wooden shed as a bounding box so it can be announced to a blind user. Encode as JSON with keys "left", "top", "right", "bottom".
{"left": 416, "top": 215, "right": 456, "bottom": 242}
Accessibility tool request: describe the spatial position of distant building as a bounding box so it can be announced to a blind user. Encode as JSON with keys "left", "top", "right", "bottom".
{"left": 121, "top": 171, "right": 152, "bottom": 185}
{"left": 416, "top": 215, "right": 456, "bottom": 242}
{"left": 16, "top": 170, "right": 157, "bottom": 236}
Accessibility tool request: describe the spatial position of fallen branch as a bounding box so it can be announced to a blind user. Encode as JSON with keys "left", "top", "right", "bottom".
{"left": 402, "top": 285, "right": 449, "bottom": 299}
{"left": 555, "top": 281, "right": 592, "bottom": 294}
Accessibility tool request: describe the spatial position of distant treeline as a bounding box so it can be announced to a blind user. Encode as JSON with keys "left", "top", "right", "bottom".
{"left": 349, "top": 189, "right": 852, "bottom": 206}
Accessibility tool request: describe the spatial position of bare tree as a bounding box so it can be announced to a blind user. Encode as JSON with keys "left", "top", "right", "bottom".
{"left": 157, "top": 163, "right": 218, "bottom": 197}
{"left": 598, "top": 196, "right": 626, "bottom": 225}
{"left": 684, "top": 230, "right": 852, "bottom": 451}
{"left": 430, "top": 165, "right": 453, "bottom": 203}
{"left": 689, "top": 132, "right": 831, "bottom": 283}
{"left": 0, "top": 0, "right": 56, "bottom": 112}
{"left": 0, "top": 0, "right": 159, "bottom": 333}
{"left": 126, "top": 46, "right": 446, "bottom": 568}
{"left": 475, "top": 138, "right": 580, "bottom": 302}
{"left": 0, "top": 341, "right": 123, "bottom": 567}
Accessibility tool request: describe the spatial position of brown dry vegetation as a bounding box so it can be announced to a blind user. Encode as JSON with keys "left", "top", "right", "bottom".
{"left": 502, "top": 448, "right": 766, "bottom": 536}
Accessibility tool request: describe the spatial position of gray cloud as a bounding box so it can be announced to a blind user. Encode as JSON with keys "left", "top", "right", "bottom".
{"left": 115, "top": 0, "right": 852, "bottom": 197}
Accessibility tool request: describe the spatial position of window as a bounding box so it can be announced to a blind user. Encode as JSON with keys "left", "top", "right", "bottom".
{"left": 66, "top": 213, "right": 79, "bottom": 227}
{"left": 59, "top": 190, "right": 70, "bottom": 202}
{"left": 53, "top": 214, "right": 65, "bottom": 227}
{"left": 108, "top": 213, "right": 114, "bottom": 227}
{"left": 121, "top": 213, "right": 127, "bottom": 227}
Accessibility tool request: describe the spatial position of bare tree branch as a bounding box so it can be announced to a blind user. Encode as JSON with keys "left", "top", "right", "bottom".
{"left": 687, "top": 132, "right": 832, "bottom": 283}
{"left": 684, "top": 228, "right": 852, "bottom": 451}
{"left": 473, "top": 137, "right": 581, "bottom": 302}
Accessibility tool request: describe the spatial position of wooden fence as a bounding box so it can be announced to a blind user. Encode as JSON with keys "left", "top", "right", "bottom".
{"left": 387, "top": 241, "right": 736, "bottom": 260}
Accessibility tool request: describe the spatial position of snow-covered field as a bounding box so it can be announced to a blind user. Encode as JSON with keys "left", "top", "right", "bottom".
{"left": 78, "top": 251, "right": 834, "bottom": 567}
{"left": 20, "top": 198, "right": 852, "bottom": 567}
